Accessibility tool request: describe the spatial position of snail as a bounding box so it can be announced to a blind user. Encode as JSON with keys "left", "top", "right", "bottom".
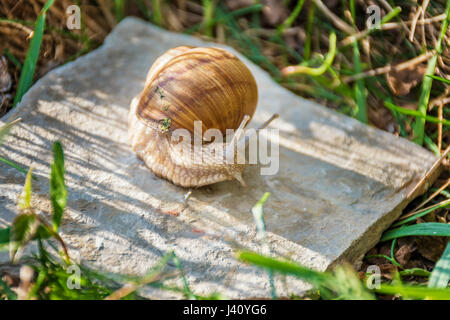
{"left": 128, "top": 46, "right": 277, "bottom": 188}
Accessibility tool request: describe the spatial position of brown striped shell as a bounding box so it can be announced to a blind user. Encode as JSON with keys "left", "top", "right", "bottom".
{"left": 136, "top": 46, "right": 258, "bottom": 136}
{"left": 129, "top": 46, "right": 259, "bottom": 188}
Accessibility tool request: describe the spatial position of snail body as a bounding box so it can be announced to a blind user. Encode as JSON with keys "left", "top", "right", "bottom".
{"left": 128, "top": 46, "right": 273, "bottom": 188}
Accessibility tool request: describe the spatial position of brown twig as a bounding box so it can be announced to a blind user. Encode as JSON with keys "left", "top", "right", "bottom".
{"left": 1, "top": 117, "right": 22, "bottom": 129}
{"left": 0, "top": 20, "right": 34, "bottom": 35}
{"left": 342, "top": 51, "right": 433, "bottom": 83}
{"left": 97, "top": 0, "right": 117, "bottom": 29}
{"left": 104, "top": 272, "right": 175, "bottom": 300}
{"left": 409, "top": 6, "right": 422, "bottom": 42}
{"left": 406, "top": 145, "right": 450, "bottom": 201}
{"left": 420, "top": 0, "right": 431, "bottom": 47}
{"left": 411, "top": 178, "right": 450, "bottom": 213}
{"left": 438, "top": 103, "right": 443, "bottom": 152}
{"left": 429, "top": 88, "right": 450, "bottom": 111}
{"left": 378, "top": 0, "right": 409, "bottom": 33}
{"left": 380, "top": 14, "right": 446, "bottom": 30}
{"left": 313, "top": 0, "right": 354, "bottom": 34}
{"left": 399, "top": 198, "right": 450, "bottom": 221}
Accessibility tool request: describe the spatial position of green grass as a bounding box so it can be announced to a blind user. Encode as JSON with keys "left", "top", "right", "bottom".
{"left": 151, "top": 0, "right": 163, "bottom": 26}
{"left": 184, "top": 3, "right": 264, "bottom": 35}
{"left": 114, "top": 0, "right": 126, "bottom": 22}
{"left": 3, "top": 49, "right": 22, "bottom": 69}
{"left": 412, "top": 0, "right": 450, "bottom": 145}
{"left": 282, "top": 32, "right": 336, "bottom": 77}
{"left": 1, "top": 0, "right": 449, "bottom": 300}
{"left": 238, "top": 196, "right": 449, "bottom": 300}
{"left": 427, "top": 75, "right": 450, "bottom": 85}
{"left": 350, "top": 0, "right": 367, "bottom": 123}
{"left": 429, "top": 242, "right": 450, "bottom": 288}
{"left": 13, "top": 0, "right": 54, "bottom": 107}
{"left": 0, "top": 118, "right": 21, "bottom": 145}
{"left": 303, "top": 2, "right": 315, "bottom": 60}
{"left": 238, "top": 249, "right": 450, "bottom": 300}
{"left": 380, "top": 223, "right": 450, "bottom": 242}
{"left": 133, "top": 0, "right": 152, "bottom": 21}
{"left": 391, "top": 200, "right": 450, "bottom": 227}
{"left": 376, "top": 284, "right": 450, "bottom": 300}
{"left": 1, "top": 144, "right": 449, "bottom": 299}
{"left": 49, "top": 142, "right": 66, "bottom": 232}
{"left": 251, "top": 192, "right": 276, "bottom": 298}
{"left": 0, "top": 142, "right": 214, "bottom": 300}
{"left": 278, "top": 0, "right": 306, "bottom": 34}
{"left": 385, "top": 101, "right": 450, "bottom": 126}
{"left": 202, "top": 0, "right": 216, "bottom": 37}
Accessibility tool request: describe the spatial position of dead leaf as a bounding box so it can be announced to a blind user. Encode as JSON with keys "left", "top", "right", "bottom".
{"left": 379, "top": 242, "right": 391, "bottom": 257}
{"left": 395, "top": 243, "right": 414, "bottom": 265}
{"left": 416, "top": 236, "right": 447, "bottom": 262}
{"left": 1, "top": 273, "right": 20, "bottom": 288}
{"left": 379, "top": 263, "right": 398, "bottom": 280}
{"left": 386, "top": 63, "right": 427, "bottom": 96}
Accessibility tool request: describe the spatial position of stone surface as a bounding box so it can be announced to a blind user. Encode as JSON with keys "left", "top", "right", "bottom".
{"left": 0, "top": 18, "right": 438, "bottom": 298}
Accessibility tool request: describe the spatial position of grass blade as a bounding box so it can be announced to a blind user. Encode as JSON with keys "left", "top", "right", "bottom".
{"left": 392, "top": 200, "right": 450, "bottom": 227}
{"left": 252, "top": 192, "right": 270, "bottom": 240}
{"left": 13, "top": 0, "right": 55, "bottom": 107}
{"left": 381, "top": 223, "right": 450, "bottom": 242}
{"left": 105, "top": 251, "right": 174, "bottom": 300}
{"left": 50, "top": 141, "right": 66, "bottom": 231}
{"left": 10, "top": 167, "right": 37, "bottom": 261}
{"left": 282, "top": 32, "right": 336, "bottom": 77}
{"left": 237, "top": 250, "right": 329, "bottom": 286}
{"left": 133, "top": 0, "right": 152, "bottom": 21}
{"left": 412, "top": 0, "right": 450, "bottom": 145}
{"left": 303, "top": 2, "right": 315, "bottom": 60}
{"left": 4, "top": 49, "right": 22, "bottom": 69}
{"left": 399, "top": 268, "right": 431, "bottom": 278}
{"left": 151, "top": 0, "right": 162, "bottom": 26}
{"left": 237, "top": 251, "right": 374, "bottom": 299}
{"left": 427, "top": 75, "right": 450, "bottom": 85}
{"left": 278, "top": 0, "right": 306, "bottom": 34}
{"left": 0, "top": 227, "right": 10, "bottom": 251}
{"left": 18, "top": 167, "right": 33, "bottom": 210}
{"left": 428, "top": 242, "right": 450, "bottom": 288}
{"left": 184, "top": 4, "right": 263, "bottom": 35}
{"left": 376, "top": 284, "right": 450, "bottom": 300}
{"left": 172, "top": 252, "right": 195, "bottom": 299}
{"left": 0, "top": 277, "right": 17, "bottom": 300}
{"left": 0, "top": 118, "right": 21, "bottom": 145}
{"left": 202, "top": 0, "right": 216, "bottom": 37}
{"left": 384, "top": 101, "right": 450, "bottom": 126}
{"left": 251, "top": 192, "right": 276, "bottom": 298}
{"left": 9, "top": 214, "right": 38, "bottom": 263}
{"left": 349, "top": 0, "right": 367, "bottom": 123}
{"left": 114, "top": 0, "right": 126, "bottom": 22}
{"left": 0, "top": 157, "right": 29, "bottom": 176}
{"left": 353, "top": 42, "right": 367, "bottom": 123}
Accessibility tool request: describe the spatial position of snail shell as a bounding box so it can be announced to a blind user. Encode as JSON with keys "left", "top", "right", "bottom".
{"left": 128, "top": 46, "right": 259, "bottom": 187}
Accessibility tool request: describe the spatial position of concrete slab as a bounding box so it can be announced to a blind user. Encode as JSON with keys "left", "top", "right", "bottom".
{"left": 0, "top": 18, "right": 437, "bottom": 298}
